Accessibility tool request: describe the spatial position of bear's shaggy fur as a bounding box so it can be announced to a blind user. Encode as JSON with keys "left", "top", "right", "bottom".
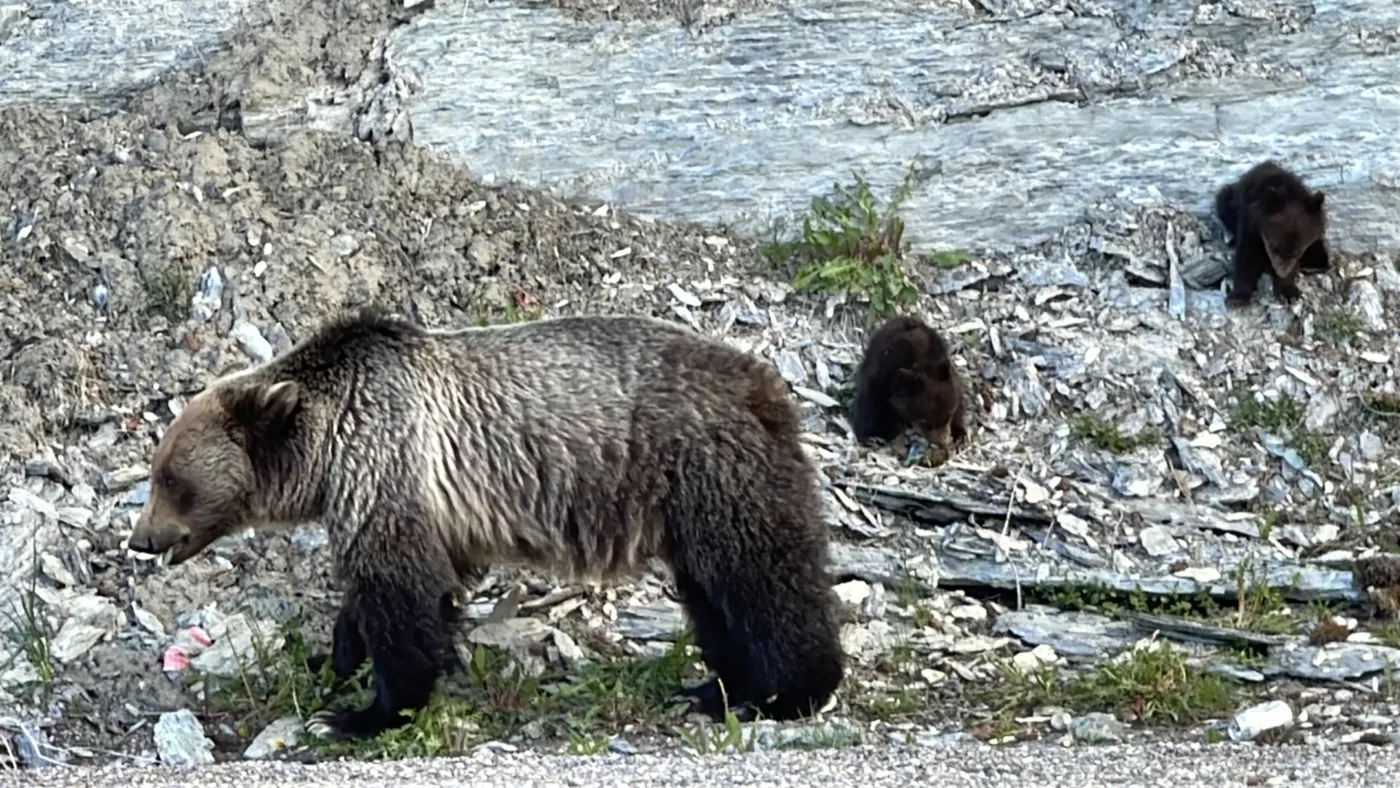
{"left": 127, "top": 309, "right": 846, "bottom": 740}
{"left": 1214, "top": 161, "right": 1330, "bottom": 305}
{"left": 849, "top": 314, "right": 966, "bottom": 449}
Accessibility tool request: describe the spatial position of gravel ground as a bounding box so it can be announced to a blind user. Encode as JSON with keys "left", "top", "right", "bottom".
{"left": 7, "top": 741, "right": 1400, "bottom": 788}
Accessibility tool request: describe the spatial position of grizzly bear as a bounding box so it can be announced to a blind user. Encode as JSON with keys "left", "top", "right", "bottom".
{"left": 849, "top": 314, "right": 967, "bottom": 450}
{"left": 1214, "top": 161, "right": 1330, "bottom": 305}
{"left": 126, "top": 309, "right": 845, "bottom": 740}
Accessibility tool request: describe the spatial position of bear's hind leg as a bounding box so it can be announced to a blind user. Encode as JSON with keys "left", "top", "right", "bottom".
{"left": 669, "top": 573, "right": 759, "bottom": 721}
{"left": 662, "top": 438, "right": 845, "bottom": 723}
{"left": 1214, "top": 183, "right": 1240, "bottom": 246}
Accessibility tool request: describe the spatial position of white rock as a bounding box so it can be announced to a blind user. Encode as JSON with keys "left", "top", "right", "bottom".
{"left": 154, "top": 709, "right": 215, "bottom": 767}
{"left": 1347, "top": 280, "right": 1387, "bottom": 332}
{"left": 243, "top": 715, "right": 301, "bottom": 760}
{"left": 1359, "top": 431, "right": 1383, "bottom": 461}
{"left": 1139, "top": 526, "right": 1180, "bottom": 557}
{"left": 131, "top": 604, "right": 166, "bottom": 638}
{"left": 1303, "top": 393, "right": 1340, "bottom": 432}
{"left": 232, "top": 320, "right": 274, "bottom": 364}
{"left": 1173, "top": 566, "right": 1221, "bottom": 584}
{"left": 839, "top": 620, "right": 897, "bottom": 664}
{"left": 860, "top": 582, "right": 887, "bottom": 621}
{"left": 947, "top": 635, "right": 1013, "bottom": 654}
{"left": 832, "top": 580, "right": 872, "bottom": 610}
{"left": 667, "top": 282, "right": 702, "bottom": 308}
{"left": 948, "top": 604, "right": 988, "bottom": 622}
{"left": 1011, "top": 651, "right": 1045, "bottom": 673}
{"left": 1021, "top": 479, "right": 1050, "bottom": 504}
{"left": 551, "top": 628, "right": 587, "bottom": 668}
{"left": 190, "top": 614, "right": 283, "bottom": 677}
{"left": 1055, "top": 511, "right": 1090, "bottom": 538}
{"left": 39, "top": 554, "right": 76, "bottom": 587}
{"left": 49, "top": 621, "right": 106, "bottom": 663}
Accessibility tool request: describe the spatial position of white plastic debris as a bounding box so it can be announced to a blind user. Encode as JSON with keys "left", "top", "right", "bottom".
{"left": 1228, "top": 699, "right": 1294, "bottom": 741}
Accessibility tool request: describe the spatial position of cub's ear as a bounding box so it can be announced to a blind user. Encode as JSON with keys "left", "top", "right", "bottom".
{"left": 226, "top": 380, "right": 302, "bottom": 440}
{"left": 1312, "top": 190, "right": 1326, "bottom": 210}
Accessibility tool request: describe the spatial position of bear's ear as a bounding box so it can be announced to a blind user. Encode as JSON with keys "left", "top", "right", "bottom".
{"left": 1312, "top": 190, "right": 1326, "bottom": 210}
{"left": 227, "top": 380, "right": 302, "bottom": 441}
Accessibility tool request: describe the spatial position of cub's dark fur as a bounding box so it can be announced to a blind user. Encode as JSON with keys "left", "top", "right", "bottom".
{"left": 127, "top": 309, "right": 845, "bottom": 740}
{"left": 1214, "top": 161, "right": 1330, "bottom": 305}
{"left": 850, "top": 314, "right": 966, "bottom": 449}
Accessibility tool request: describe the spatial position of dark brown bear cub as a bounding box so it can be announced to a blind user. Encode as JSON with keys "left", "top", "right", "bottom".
{"left": 127, "top": 309, "right": 845, "bottom": 740}
{"left": 850, "top": 314, "right": 966, "bottom": 450}
{"left": 1214, "top": 161, "right": 1330, "bottom": 305}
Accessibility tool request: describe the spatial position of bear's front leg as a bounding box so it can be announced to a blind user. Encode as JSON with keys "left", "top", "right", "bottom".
{"left": 305, "top": 598, "right": 368, "bottom": 687}
{"left": 1274, "top": 273, "right": 1302, "bottom": 304}
{"left": 1225, "top": 241, "right": 1266, "bottom": 306}
{"left": 1299, "top": 239, "right": 1330, "bottom": 273}
{"left": 305, "top": 539, "right": 460, "bottom": 741}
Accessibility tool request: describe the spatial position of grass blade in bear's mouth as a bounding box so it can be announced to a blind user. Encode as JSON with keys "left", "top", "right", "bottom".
{"left": 160, "top": 548, "right": 174, "bottom": 566}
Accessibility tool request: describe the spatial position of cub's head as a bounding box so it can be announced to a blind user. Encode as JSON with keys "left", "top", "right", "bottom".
{"left": 1259, "top": 190, "right": 1326, "bottom": 279}
{"left": 890, "top": 358, "right": 962, "bottom": 448}
{"left": 128, "top": 378, "right": 302, "bottom": 566}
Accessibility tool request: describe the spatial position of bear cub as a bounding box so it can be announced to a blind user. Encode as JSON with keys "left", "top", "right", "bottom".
{"left": 850, "top": 314, "right": 967, "bottom": 451}
{"left": 1214, "top": 160, "right": 1330, "bottom": 305}
{"left": 125, "top": 309, "right": 846, "bottom": 741}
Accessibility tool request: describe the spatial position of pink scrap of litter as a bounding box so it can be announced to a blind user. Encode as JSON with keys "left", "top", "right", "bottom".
{"left": 161, "top": 626, "right": 213, "bottom": 671}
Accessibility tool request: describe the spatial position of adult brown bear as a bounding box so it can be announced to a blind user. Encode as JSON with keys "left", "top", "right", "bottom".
{"left": 127, "top": 308, "right": 845, "bottom": 740}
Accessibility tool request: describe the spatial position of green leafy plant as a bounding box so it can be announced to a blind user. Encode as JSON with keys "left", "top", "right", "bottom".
{"left": 763, "top": 165, "right": 960, "bottom": 322}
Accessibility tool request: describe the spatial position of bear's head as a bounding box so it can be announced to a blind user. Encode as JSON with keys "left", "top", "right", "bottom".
{"left": 127, "top": 378, "right": 302, "bottom": 566}
{"left": 1259, "top": 190, "right": 1326, "bottom": 279}
{"left": 889, "top": 357, "right": 962, "bottom": 449}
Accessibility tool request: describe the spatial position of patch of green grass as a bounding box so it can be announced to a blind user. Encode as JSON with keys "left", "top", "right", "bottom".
{"left": 200, "top": 614, "right": 362, "bottom": 741}
{"left": 196, "top": 609, "right": 706, "bottom": 760}
{"left": 1024, "top": 581, "right": 1222, "bottom": 622}
{"left": 928, "top": 249, "right": 970, "bottom": 269}
{"left": 1257, "top": 510, "right": 1277, "bottom": 541}
{"left": 1069, "top": 414, "right": 1164, "bottom": 454}
{"left": 1218, "top": 644, "right": 1267, "bottom": 670}
{"left": 865, "top": 686, "right": 924, "bottom": 720}
{"left": 141, "top": 264, "right": 190, "bottom": 323}
{"left": 677, "top": 702, "right": 751, "bottom": 755}
{"left": 983, "top": 642, "right": 1244, "bottom": 726}
{"left": 1367, "top": 393, "right": 1400, "bottom": 418}
{"left": 1314, "top": 308, "right": 1365, "bottom": 342}
{"left": 471, "top": 289, "right": 544, "bottom": 326}
{"left": 1364, "top": 392, "right": 1400, "bottom": 440}
{"left": 762, "top": 165, "right": 961, "bottom": 323}
{"left": 313, "top": 632, "right": 700, "bottom": 760}
{"left": 1025, "top": 573, "right": 1303, "bottom": 639}
{"left": 1227, "top": 387, "right": 1327, "bottom": 469}
{"left": 566, "top": 730, "right": 611, "bottom": 756}
{"left": 1230, "top": 558, "right": 1297, "bottom": 636}
{"left": 0, "top": 555, "right": 55, "bottom": 702}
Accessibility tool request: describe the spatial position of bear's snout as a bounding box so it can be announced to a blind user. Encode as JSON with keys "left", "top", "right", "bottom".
{"left": 127, "top": 523, "right": 190, "bottom": 555}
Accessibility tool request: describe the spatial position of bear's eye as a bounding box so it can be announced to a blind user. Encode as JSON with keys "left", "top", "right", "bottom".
{"left": 161, "top": 472, "right": 196, "bottom": 512}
